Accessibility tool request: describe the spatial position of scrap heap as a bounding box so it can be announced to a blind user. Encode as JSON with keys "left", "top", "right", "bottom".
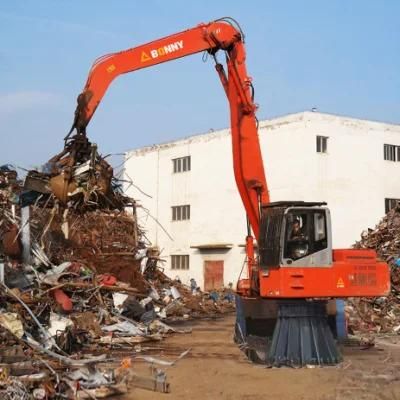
{"left": 0, "top": 135, "right": 234, "bottom": 399}
{"left": 349, "top": 206, "right": 400, "bottom": 334}
{"left": 0, "top": 165, "right": 23, "bottom": 262}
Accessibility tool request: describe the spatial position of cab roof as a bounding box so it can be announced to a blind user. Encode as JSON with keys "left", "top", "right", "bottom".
{"left": 263, "top": 201, "right": 327, "bottom": 208}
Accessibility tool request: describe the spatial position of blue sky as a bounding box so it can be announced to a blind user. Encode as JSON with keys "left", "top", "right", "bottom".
{"left": 0, "top": 0, "right": 399, "bottom": 169}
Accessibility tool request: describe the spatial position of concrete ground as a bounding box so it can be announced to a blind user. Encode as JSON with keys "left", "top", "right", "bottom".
{"left": 121, "top": 315, "right": 400, "bottom": 400}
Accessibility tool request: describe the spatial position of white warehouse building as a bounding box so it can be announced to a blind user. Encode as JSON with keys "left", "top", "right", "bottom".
{"left": 124, "top": 111, "right": 400, "bottom": 290}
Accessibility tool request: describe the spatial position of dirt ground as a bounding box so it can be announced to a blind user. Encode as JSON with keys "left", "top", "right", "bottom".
{"left": 121, "top": 315, "right": 400, "bottom": 400}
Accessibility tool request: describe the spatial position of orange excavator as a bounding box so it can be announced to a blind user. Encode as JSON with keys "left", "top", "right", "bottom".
{"left": 66, "top": 18, "right": 390, "bottom": 366}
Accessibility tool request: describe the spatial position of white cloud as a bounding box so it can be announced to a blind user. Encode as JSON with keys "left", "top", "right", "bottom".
{"left": 0, "top": 91, "right": 60, "bottom": 117}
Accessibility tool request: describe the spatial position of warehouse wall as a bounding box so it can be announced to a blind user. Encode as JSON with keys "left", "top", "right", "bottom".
{"left": 124, "top": 112, "right": 400, "bottom": 289}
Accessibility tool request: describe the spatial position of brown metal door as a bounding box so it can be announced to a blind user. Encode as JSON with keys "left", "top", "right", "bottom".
{"left": 204, "top": 260, "right": 224, "bottom": 291}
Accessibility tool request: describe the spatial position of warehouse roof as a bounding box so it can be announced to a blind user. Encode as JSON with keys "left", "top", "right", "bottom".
{"left": 125, "top": 111, "right": 400, "bottom": 156}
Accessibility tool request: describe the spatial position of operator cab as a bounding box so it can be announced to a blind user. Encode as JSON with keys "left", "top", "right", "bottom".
{"left": 259, "top": 201, "right": 332, "bottom": 268}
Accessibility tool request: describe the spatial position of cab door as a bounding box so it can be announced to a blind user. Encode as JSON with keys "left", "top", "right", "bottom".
{"left": 280, "top": 208, "right": 332, "bottom": 267}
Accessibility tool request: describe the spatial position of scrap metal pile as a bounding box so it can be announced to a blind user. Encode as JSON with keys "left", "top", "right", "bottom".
{"left": 348, "top": 206, "right": 400, "bottom": 334}
{"left": 0, "top": 135, "right": 234, "bottom": 399}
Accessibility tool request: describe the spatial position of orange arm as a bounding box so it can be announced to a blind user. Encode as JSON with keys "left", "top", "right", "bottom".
{"left": 69, "top": 18, "right": 269, "bottom": 239}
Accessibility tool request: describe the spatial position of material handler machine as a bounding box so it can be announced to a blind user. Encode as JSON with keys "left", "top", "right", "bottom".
{"left": 66, "top": 18, "right": 390, "bottom": 366}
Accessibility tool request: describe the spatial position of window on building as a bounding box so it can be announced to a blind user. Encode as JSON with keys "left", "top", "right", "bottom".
{"left": 384, "top": 144, "right": 398, "bottom": 161}
{"left": 171, "top": 255, "right": 189, "bottom": 270}
{"left": 316, "top": 136, "right": 328, "bottom": 153}
{"left": 385, "top": 198, "right": 400, "bottom": 213}
{"left": 173, "top": 156, "right": 191, "bottom": 173}
{"left": 172, "top": 205, "right": 190, "bottom": 221}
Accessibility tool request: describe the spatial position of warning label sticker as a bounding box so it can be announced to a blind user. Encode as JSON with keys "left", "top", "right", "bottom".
{"left": 106, "top": 64, "right": 116, "bottom": 73}
{"left": 141, "top": 52, "right": 150, "bottom": 62}
{"left": 336, "top": 277, "right": 345, "bottom": 288}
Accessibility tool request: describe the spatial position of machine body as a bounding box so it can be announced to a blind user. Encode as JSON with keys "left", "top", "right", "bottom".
{"left": 237, "top": 201, "right": 389, "bottom": 299}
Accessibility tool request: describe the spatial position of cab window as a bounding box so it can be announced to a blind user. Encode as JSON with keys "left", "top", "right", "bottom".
{"left": 313, "top": 212, "right": 327, "bottom": 252}
{"left": 284, "top": 210, "right": 328, "bottom": 260}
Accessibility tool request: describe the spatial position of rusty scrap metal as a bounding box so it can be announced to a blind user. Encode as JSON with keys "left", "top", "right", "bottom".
{"left": 349, "top": 206, "right": 400, "bottom": 334}
{"left": 0, "top": 138, "right": 235, "bottom": 399}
